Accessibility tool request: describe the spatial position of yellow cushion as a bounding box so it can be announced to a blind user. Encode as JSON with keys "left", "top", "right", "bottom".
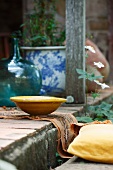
{"left": 67, "top": 124, "right": 113, "bottom": 163}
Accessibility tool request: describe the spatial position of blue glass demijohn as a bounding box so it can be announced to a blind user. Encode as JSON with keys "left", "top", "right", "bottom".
{"left": 0, "top": 37, "right": 42, "bottom": 106}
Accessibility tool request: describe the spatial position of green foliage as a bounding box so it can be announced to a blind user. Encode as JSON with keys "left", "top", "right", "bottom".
{"left": 76, "top": 116, "right": 93, "bottom": 123}
{"left": 88, "top": 102, "right": 113, "bottom": 120}
{"left": 86, "top": 33, "right": 94, "bottom": 40}
{"left": 21, "top": 0, "right": 65, "bottom": 46}
{"left": 56, "top": 152, "right": 68, "bottom": 166}
{"left": 76, "top": 102, "right": 113, "bottom": 123}
{"left": 91, "top": 92, "right": 100, "bottom": 100}
{"left": 76, "top": 38, "right": 111, "bottom": 124}
{"left": 11, "top": 30, "right": 22, "bottom": 38}
{"left": 85, "top": 53, "right": 89, "bottom": 58}
{"left": 76, "top": 69, "right": 103, "bottom": 81}
{"left": 76, "top": 66, "right": 112, "bottom": 123}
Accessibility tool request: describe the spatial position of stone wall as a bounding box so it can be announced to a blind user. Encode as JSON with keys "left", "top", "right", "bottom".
{"left": 86, "top": 0, "right": 109, "bottom": 59}
{"left": 55, "top": 0, "right": 109, "bottom": 59}
{"left": 0, "top": 0, "right": 110, "bottom": 60}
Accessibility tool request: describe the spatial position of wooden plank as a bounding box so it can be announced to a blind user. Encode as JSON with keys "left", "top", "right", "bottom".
{"left": 108, "top": 0, "right": 113, "bottom": 83}
{"left": 65, "top": 0, "right": 86, "bottom": 104}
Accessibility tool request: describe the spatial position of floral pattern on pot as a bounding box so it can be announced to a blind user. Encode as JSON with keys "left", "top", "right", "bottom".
{"left": 22, "top": 46, "right": 66, "bottom": 96}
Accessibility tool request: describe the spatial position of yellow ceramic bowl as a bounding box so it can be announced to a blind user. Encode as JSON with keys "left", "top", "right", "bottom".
{"left": 10, "top": 96, "right": 67, "bottom": 116}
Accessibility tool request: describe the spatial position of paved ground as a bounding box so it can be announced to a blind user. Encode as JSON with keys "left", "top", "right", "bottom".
{"left": 56, "top": 156, "right": 113, "bottom": 170}
{"left": 0, "top": 88, "right": 113, "bottom": 170}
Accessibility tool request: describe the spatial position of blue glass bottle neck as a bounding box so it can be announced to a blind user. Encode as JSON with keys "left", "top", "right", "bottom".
{"left": 10, "top": 38, "right": 22, "bottom": 61}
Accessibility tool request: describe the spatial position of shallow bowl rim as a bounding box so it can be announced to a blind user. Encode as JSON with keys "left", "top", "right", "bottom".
{"left": 10, "top": 96, "right": 67, "bottom": 103}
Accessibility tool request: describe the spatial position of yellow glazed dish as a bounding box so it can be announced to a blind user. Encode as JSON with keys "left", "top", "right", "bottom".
{"left": 10, "top": 96, "right": 67, "bottom": 116}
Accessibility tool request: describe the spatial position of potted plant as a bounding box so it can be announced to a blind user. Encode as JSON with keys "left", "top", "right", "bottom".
{"left": 20, "top": 0, "right": 66, "bottom": 96}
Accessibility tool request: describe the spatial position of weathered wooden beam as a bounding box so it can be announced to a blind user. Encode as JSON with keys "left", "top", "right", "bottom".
{"left": 65, "top": 0, "right": 86, "bottom": 104}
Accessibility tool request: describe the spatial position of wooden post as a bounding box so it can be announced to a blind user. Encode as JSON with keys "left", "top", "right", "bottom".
{"left": 65, "top": 0, "right": 86, "bottom": 104}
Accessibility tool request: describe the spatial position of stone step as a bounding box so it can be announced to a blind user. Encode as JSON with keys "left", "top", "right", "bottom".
{"left": 55, "top": 156, "right": 113, "bottom": 170}
{"left": 0, "top": 160, "right": 17, "bottom": 170}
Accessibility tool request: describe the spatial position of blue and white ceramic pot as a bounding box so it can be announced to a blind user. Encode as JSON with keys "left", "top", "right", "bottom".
{"left": 21, "top": 46, "right": 66, "bottom": 96}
